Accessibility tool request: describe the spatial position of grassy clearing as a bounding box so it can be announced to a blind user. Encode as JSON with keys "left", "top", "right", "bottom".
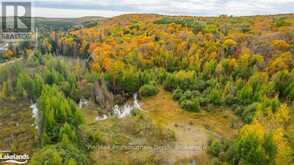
{"left": 0, "top": 99, "right": 36, "bottom": 154}
{"left": 142, "top": 89, "right": 241, "bottom": 138}
{"left": 82, "top": 105, "right": 175, "bottom": 164}
{"left": 141, "top": 89, "right": 241, "bottom": 164}
{"left": 81, "top": 101, "right": 102, "bottom": 125}
{"left": 79, "top": 88, "right": 241, "bottom": 164}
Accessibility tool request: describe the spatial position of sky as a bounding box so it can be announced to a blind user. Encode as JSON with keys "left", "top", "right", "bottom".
{"left": 3, "top": 0, "right": 294, "bottom": 18}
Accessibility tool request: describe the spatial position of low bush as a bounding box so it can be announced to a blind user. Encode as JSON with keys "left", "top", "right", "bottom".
{"left": 172, "top": 88, "right": 184, "bottom": 100}
{"left": 208, "top": 139, "right": 222, "bottom": 157}
{"left": 139, "top": 84, "right": 159, "bottom": 97}
{"left": 180, "top": 98, "right": 200, "bottom": 112}
{"left": 163, "top": 74, "right": 177, "bottom": 91}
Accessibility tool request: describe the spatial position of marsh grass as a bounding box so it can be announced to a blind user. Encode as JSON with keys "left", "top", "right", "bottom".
{"left": 0, "top": 99, "right": 36, "bottom": 154}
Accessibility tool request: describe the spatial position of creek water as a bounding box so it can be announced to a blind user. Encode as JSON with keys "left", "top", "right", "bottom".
{"left": 30, "top": 103, "right": 40, "bottom": 131}
{"left": 79, "top": 98, "right": 89, "bottom": 108}
{"left": 96, "top": 93, "right": 142, "bottom": 121}
{"left": 33, "top": 94, "right": 142, "bottom": 122}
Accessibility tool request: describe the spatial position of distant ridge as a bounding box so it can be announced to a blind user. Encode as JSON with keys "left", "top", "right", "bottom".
{"left": 33, "top": 16, "right": 106, "bottom": 25}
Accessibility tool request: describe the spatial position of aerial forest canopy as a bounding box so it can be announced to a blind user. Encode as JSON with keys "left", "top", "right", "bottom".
{"left": 0, "top": 14, "right": 293, "bottom": 164}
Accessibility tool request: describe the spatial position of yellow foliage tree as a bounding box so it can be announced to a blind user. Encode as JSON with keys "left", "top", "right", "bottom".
{"left": 272, "top": 128, "right": 293, "bottom": 165}
{"left": 3, "top": 49, "right": 15, "bottom": 59}
{"left": 272, "top": 40, "right": 289, "bottom": 51}
{"left": 267, "top": 52, "right": 293, "bottom": 74}
{"left": 224, "top": 38, "right": 237, "bottom": 48}
{"left": 240, "top": 120, "right": 265, "bottom": 140}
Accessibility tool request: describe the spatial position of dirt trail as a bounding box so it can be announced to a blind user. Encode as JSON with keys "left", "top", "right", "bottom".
{"left": 142, "top": 89, "right": 239, "bottom": 164}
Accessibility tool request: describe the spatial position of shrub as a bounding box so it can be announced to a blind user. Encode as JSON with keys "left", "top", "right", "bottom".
{"left": 208, "top": 139, "right": 222, "bottom": 157}
{"left": 163, "top": 74, "right": 177, "bottom": 91}
{"left": 172, "top": 88, "right": 184, "bottom": 100}
{"left": 180, "top": 98, "right": 200, "bottom": 112}
{"left": 131, "top": 109, "right": 145, "bottom": 120}
{"left": 211, "top": 157, "right": 222, "bottom": 165}
{"left": 139, "top": 84, "right": 158, "bottom": 97}
{"left": 241, "top": 103, "right": 258, "bottom": 123}
{"left": 224, "top": 94, "right": 236, "bottom": 106}
{"left": 237, "top": 84, "right": 254, "bottom": 105}
{"left": 179, "top": 90, "right": 193, "bottom": 102}
{"left": 207, "top": 104, "right": 214, "bottom": 112}
{"left": 272, "top": 70, "right": 294, "bottom": 99}
{"left": 208, "top": 88, "right": 223, "bottom": 105}
{"left": 199, "top": 96, "right": 209, "bottom": 106}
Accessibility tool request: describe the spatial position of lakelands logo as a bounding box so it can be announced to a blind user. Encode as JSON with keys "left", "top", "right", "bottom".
{"left": 0, "top": 151, "right": 30, "bottom": 164}
{"left": 0, "top": 1, "right": 35, "bottom": 42}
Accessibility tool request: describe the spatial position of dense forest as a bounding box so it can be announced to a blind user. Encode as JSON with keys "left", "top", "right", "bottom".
{"left": 0, "top": 14, "right": 294, "bottom": 164}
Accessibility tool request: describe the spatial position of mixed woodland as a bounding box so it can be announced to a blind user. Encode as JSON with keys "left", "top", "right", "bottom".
{"left": 0, "top": 14, "right": 294, "bottom": 164}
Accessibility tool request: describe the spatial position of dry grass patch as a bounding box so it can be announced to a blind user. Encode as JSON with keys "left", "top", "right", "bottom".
{"left": 141, "top": 89, "right": 241, "bottom": 164}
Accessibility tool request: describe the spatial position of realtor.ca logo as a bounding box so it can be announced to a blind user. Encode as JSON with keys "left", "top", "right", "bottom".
{"left": 0, "top": 151, "right": 30, "bottom": 164}
{"left": 1, "top": 1, "right": 35, "bottom": 42}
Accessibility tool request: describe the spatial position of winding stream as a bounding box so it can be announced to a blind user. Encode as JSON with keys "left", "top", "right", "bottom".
{"left": 96, "top": 93, "right": 142, "bottom": 121}
{"left": 79, "top": 98, "right": 89, "bottom": 108}
{"left": 31, "top": 94, "right": 142, "bottom": 128}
